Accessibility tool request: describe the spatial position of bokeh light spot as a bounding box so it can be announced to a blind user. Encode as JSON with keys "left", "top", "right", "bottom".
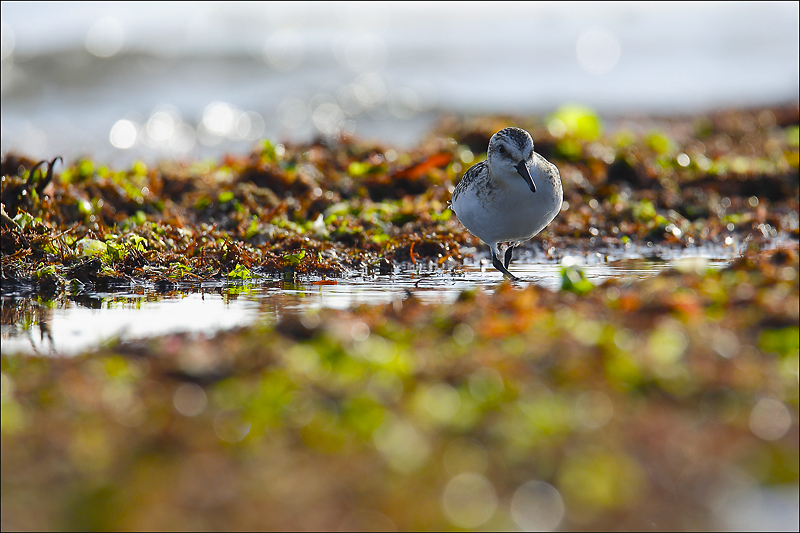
{"left": 574, "top": 390, "right": 614, "bottom": 430}
{"left": 387, "top": 88, "right": 420, "bottom": 119}
{"left": 510, "top": 481, "right": 565, "bottom": 532}
{"left": 236, "top": 111, "right": 265, "bottom": 141}
{"left": 452, "top": 323, "right": 474, "bottom": 345}
{"left": 146, "top": 110, "right": 178, "bottom": 143}
{"left": 373, "top": 417, "right": 430, "bottom": 473}
{"left": 576, "top": 28, "right": 621, "bottom": 75}
{"left": 468, "top": 367, "right": 504, "bottom": 402}
{"left": 278, "top": 98, "right": 308, "bottom": 129}
{"left": 441, "top": 473, "right": 497, "bottom": 529}
{"left": 351, "top": 321, "right": 370, "bottom": 342}
{"left": 213, "top": 411, "right": 251, "bottom": 443}
{"left": 311, "top": 101, "right": 345, "bottom": 136}
{"left": 749, "top": 398, "right": 792, "bottom": 441}
{"left": 202, "top": 101, "right": 237, "bottom": 137}
{"left": 173, "top": 383, "right": 208, "bottom": 417}
{"left": 85, "top": 17, "right": 124, "bottom": 58}
{"left": 423, "top": 382, "right": 461, "bottom": 422}
{"left": 355, "top": 72, "right": 387, "bottom": 108}
{"left": 109, "top": 119, "right": 138, "bottom": 149}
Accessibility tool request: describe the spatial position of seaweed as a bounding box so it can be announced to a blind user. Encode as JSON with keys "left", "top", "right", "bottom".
{"left": 1, "top": 104, "right": 799, "bottom": 530}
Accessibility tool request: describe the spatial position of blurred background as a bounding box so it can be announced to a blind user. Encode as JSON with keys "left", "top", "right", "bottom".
{"left": 1, "top": 1, "right": 798, "bottom": 164}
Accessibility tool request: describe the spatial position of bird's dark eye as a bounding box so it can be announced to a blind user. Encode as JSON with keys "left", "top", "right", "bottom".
{"left": 497, "top": 145, "right": 506, "bottom": 154}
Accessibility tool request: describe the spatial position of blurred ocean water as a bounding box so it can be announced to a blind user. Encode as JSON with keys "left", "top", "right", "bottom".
{"left": 1, "top": 1, "right": 798, "bottom": 164}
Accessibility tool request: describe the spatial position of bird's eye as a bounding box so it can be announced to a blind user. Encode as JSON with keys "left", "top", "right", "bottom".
{"left": 497, "top": 145, "right": 506, "bottom": 154}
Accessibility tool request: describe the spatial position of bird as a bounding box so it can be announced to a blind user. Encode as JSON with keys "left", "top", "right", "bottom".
{"left": 450, "top": 127, "right": 562, "bottom": 280}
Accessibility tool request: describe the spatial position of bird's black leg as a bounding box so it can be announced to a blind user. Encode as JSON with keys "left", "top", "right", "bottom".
{"left": 492, "top": 249, "right": 518, "bottom": 280}
{"left": 504, "top": 246, "right": 514, "bottom": 268}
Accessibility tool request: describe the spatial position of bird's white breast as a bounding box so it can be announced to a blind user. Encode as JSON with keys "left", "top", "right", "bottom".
{"left": 452, "top": 160, "right": 562, "bottom": 246}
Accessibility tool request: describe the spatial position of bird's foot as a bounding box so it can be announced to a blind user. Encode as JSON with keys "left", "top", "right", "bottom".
{"left": 492, "top": 252, "right": 519, "bottom": 281}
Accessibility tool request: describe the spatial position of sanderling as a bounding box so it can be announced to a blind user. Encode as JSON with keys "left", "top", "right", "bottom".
{"left": 450, "top": 127, "right": 562, "bottom": 280}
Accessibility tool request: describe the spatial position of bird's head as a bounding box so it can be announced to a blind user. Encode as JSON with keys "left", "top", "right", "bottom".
{"left": 487, "top": 127, "right": 537, "bottom": 193}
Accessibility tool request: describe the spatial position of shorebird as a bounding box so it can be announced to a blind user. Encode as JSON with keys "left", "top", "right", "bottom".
{"left": 450, "top": 127, "right": 562, "bottom": 280}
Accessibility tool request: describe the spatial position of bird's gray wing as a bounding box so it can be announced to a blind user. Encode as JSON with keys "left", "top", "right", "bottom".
{"left": 450, "top": 160, "right": 487, "bottom": 206}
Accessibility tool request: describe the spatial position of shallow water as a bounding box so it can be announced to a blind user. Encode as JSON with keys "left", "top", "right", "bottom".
{"left": 1, "top": 249, "right": 734, "bottom": 356}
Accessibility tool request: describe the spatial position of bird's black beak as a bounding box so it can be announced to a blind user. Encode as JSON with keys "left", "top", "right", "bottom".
{"left": 515, "top": 161, "right": 536, "bottom": 193}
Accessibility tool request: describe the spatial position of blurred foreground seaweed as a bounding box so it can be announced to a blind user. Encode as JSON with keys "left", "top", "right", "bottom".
{"left": 1, "top": 244, "right": 797, "bottom": 530}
